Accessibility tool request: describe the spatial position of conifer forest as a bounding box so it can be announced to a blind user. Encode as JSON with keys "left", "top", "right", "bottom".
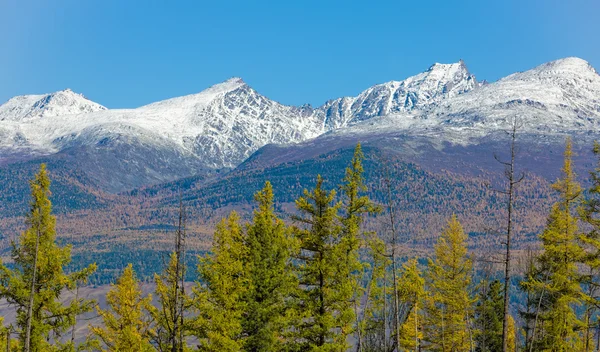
{"left": 2, "top": 137, "right": 600, "bottom": 352}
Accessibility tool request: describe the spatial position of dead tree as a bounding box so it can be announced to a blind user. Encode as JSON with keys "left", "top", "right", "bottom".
{"left": 493, "top": 118, "right": 525, "bottom": 352}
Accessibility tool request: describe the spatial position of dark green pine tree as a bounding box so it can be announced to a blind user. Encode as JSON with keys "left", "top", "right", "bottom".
{"left": 0, "top": 164, "right": 97, "bottom": 352}
{"left": 474, "top": 280, "right": 503, "bottom": 352}
{"left": 193, "top": 212, "right": 247, "bottom": 352}
{"left": 339, "top": 143, "right": 380, "bottom": 349}
{"left": 243, "top": 181, "right": 296, "bottom": 352}
{"left": 291, "top": 143, "right": 379, "bottom": 351}
{"left": 292, "top": 175, "right": 345, "bottom": 350}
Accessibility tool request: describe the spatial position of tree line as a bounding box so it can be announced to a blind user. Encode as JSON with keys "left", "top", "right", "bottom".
{"left": 2, "top": 137, "right": 600, "bottom": 351}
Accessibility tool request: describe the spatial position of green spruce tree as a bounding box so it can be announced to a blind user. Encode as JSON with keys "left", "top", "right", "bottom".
{"left": 474, "top": 280, "right": 503, "bottom": 352}
{"left": 520, "top": 138, "right": 587, "bottom": 351}
{"left": 579, "top": 140, "right": 600, "bottom": 351}
{"left": 193, "top": 212, "right": 247, "bottom": 352}
{"left": 292, "top": 175, "right": 345, "bottom": 350}
{"left": 242, "top": 181, "right": 296, "bottom": 352}
{"left": 194, "top": 182, "right": 294, "bottom": 352}
{"left": 422, "top": 215, "right": 474, "bottom": 352}
{"left": 339, "top": 144, "right": 380, "bottom": 349}
{"left": 292, "top": 144, "right": 378, "bottom": 351}
{"left": 0, "top": 164, "right": 96, "bottom": 352}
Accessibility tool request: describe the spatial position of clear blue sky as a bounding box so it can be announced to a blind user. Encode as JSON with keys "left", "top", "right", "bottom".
{"left": 1, "top": 0, "right": 598, "bottom": 108}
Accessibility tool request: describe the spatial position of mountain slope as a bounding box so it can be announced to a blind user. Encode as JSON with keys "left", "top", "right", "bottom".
{"left": 318, "top": 60, "right": 478, "bottom": 128}
{"left": 0, "top": 78, "right": 324, "bottom": 171}
{"left": 1, "top": 57, "right": 599, "bottom": 193}
{"left": 0, "top": 78, "right": 326, "bottom": 191}
{"left": 325, "top": 57, "right": 600, "bottom": 145}
{"left": 0, "top": 89, "right": 107, "bottom": 121}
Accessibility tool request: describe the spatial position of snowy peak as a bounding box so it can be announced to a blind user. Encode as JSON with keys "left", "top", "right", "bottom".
{"left": 0, "top": 89, "right": 106, "bottom": 121}
{"left": 404, "top": 59, "right": 476, "bottom": 99}
{"left": 501, "top": 57, "right": 598, "bottom": 83}
{"left": 426, "top": 59, "right": 469, "bottom": 77}
{"left": 1, "top": 56, "right": 599, "bottom": 175}
{"left": 398, "top": 56, "right": 600, "bottom": 134}
{"left": 422, "top": 60, "right": 475, "bottom": 90}
{"left": 319, "top": 60, "right": 478, "bottom": 128}
{"left": 139, "top": 77, "right": 248, "bottom": 110}
{"left": 203, "top": 77, "right": 247, "bottom": 95}
{"left": 534, "top": 57, "right": 596, "bottom": 75}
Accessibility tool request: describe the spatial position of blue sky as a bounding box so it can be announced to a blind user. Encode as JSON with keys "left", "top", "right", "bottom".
{"left": 1, "top": 0, "right": 598, "bottom": 108}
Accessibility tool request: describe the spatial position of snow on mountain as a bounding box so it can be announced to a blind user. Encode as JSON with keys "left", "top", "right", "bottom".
{"left": 0, "top": 78, "right": 323, "bottom": 169}
{"left": 431, "top": 57, "right": 600, "bottom": 132}
{"left": 332, "top": 57, "right": 600, "bottom": 144}
{"left": 125, "top": 77, "right": 323, "bottom": 167}
{"left": 0, "top": 89, "right": 107, "bottom": 121}
{"left": 318, "top": 60, "right": 478, "bottom": 129}
{"left": 1, "top": 57, "right": 599, "bottom": 180}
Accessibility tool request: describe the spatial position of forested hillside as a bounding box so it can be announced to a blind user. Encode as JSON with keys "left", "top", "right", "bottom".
{"left": 2, "top": 140, "right": 600, "bottom": 351}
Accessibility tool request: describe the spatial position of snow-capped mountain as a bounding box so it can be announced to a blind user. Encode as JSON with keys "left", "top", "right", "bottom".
{"left": 331, "top": 57, "right": 600, "bottom": 143}
{"left": 133, "top": 77, "right": 322, "bottom": 168}
{"left": 1, "top": 56, "right": 599, "bottom": 192}
{"left": 434, "top": 57, "right": 600, "bottom": 131}
{"left": 318, "top": 60, "right": 478, "bottom": 129}
{"left": 0, "top": 89, "right": 106, "bottom": 121}
{"left": 0, "top": 78, "right": 323, "bottom": 169}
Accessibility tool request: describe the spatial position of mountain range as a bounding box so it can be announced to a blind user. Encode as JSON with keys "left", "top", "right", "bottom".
{"left": 3, "top": 57, "right": 597, "bottom": 193}
{"left": 1, "top": 56, "right": 600, "bottom": 281}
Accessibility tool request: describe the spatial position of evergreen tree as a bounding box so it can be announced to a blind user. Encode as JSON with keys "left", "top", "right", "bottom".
{"left": 150, "top": 201, "right": 190, "bottom": 352}
{"left": 0, "top": 164, "right": 96, "bottom": 352}
{"left": 339, "top": 143, "right": 380, "bottom": 349}
{"left": 579, "top": 140, "right": 600, "bottom": 351}
{"left": 150, "top": 253, "right": 191, "bottom": 352}
{"left": 194, "top": 182, "right": 294, "bottom": 351}
{"left": 519, "top": 247, "right": 540, "bottom": 350}
{"left": 423, "top": 215, "right": 474, "bottom": 352}
{"left": 397, "top": 259, "right": 425, "bottom": 352}
{"left": 474, "top": 280, "right": 503, "bottom": 352}
{"left": 359, "top": 233, "right": 389, "bottom": 352}
{"left": 292, "top": 143, "right": 378, "bottom": 351}
{"left": 242, "top": 181, "right": 295, "bottom": 352}
{"left": 89, "top": 264, "right": 154, "bottom": 352}
{"left": 520, "top": 138, "right": 587, "bottom": 351}
{"left": 292, "top": 176, "right": 345, "bottom": 351}
{"left": 193, "top": 212, "right": 247, "bottom": 352}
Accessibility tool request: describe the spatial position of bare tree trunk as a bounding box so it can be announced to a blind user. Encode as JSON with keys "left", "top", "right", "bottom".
{"left": 528, "top": 273, "right": 548, "bottom": 352}
{"left": 383, "top": 270, "right": 388, "bottom": 352}
{"left": 381, "top": 158, "right": 402, "bottom": 351}
{"left": 354, "top": 298, "right": 362, "bottom": 352}
{"left": 24, "top": 227, "right": 41, "bottom": 352}
{"left": 496, "top": 118, "right": 524, "bottom": 352}
{"left": 173, "top": 196, "right": 186, "bottom": 352}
